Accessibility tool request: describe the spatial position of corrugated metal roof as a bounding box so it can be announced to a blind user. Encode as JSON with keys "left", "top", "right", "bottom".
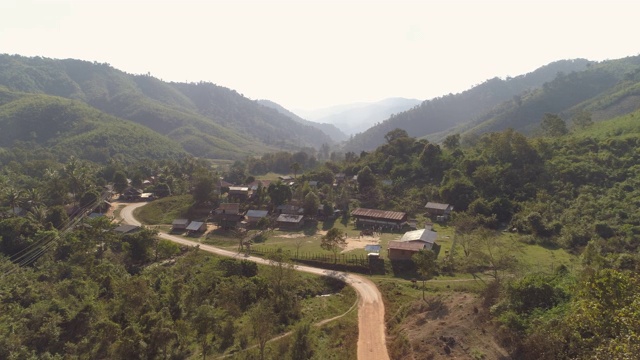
{"left": 400, "top": 229, "right": 437, "bottom": 243}
{"left": 172, "top": 218, "right": 189, "bottom": 225}
{"left": 351, "top": 208, "right": 406, "bottom": 221}
{"left": 186, "top": 221, "right": 205, "bottom": 231}
{"left": 246, "top": 210, "right": 268, "bottom": 218}
{"left": 276, "top": 214, "right": 304, "bottom": 223}
{"left": 425, "top": 202, "right": 452, "bottom": 211}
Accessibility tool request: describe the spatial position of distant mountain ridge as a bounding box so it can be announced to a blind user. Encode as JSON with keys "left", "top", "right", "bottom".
{"left": 343, "top": 59, "right": 594, "bottom": 151}
{"left": 295, "top": 98, "right": 422, "bottom": 136}
{"left": 0, "top": 54, "right": 335, "bottom": 159}
{"left": 256, "top": 99, "right": 347, "bottom": 142}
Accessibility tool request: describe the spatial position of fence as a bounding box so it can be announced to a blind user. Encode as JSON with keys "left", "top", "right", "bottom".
{"left": 249, "top": 248, "right": 385, "bottom": 274}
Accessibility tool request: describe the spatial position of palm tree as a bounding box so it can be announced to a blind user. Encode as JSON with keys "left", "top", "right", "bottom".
{"left": 3, "top": 187, "right": 24, "bottom": 214}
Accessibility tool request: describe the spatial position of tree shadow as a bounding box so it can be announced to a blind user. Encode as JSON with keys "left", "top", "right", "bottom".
{"left": 322, "top": 217, "right": 336, "bottom": 230}
{"left": 303, "top": 222, "right": 318, "bottom": 236}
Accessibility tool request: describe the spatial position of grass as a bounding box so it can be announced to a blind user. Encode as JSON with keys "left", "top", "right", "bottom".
{"left": 134, "top": 195, "right": 194, "bottom": 224}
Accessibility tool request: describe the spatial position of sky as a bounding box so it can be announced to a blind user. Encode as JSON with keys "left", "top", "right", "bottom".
{"left": 1, "top": 0, "right": 638, "bottom": 111}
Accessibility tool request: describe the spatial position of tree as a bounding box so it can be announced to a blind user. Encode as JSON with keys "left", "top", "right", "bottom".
{"left": 384, "top": 128, "right": 409, "bottom": 143}
{"left": 267, "top": 181, "right": 292, "bottom": 207}
{"left": 193, "top": 304, "right": 218, "bottom": 360}
{"left": 443, "top": 134, "right": 461, "bottom": 150}
{"left": 248, "top": 300, "right": 277, "bottom": 360}
{"left": 303, "top": 191, "right": 320, "bottom": 217}
{"left": 321, "top": 228, "right": 347, "bottom": 263}
{"left": 290, "top": 162, "right": 301, "bottom": 179}
{"left": 113, "top": 171, "right": 128, "bottom": 194}
{"left": 412, "top": 249, "right": 436, "bottom": 300}
{"left": 571, "top": 110, "right": 593, "bottom": 129}
{"left": 357, "top": 166, "right": 376, "bottom": 189}
{"left": 289, "top": 322, "right": 314, "bottom": 360}
{"left": 541, "top": 113, "right": 568, "bottom": 137}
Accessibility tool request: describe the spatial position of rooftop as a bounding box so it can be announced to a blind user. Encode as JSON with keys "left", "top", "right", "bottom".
{"left": 399, "top": 228, "right": 437, "bottom": 243}
{"left": 351, "top": 208, "right": 407, "bottom": 221}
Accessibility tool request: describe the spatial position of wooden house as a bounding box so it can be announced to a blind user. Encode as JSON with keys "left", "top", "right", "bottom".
{"left": 246, "top": 209, "right": 269, "bottom": 225}
{"left": 228, "top": 186, "right": 251, "bottom": 201}
{"left": 351, "top": 208, "right": 407, "bottom": 231}
{"left": 425, "top": 202, "right": 454, "bottom": 219}
{"left": 276, "top": 214, "right": 304, "bottom": 230}
{"left": 212, "top": 203, "right": 243, "bottom": 229}
{"left": 171, "top": 218, "right": 190, "bottom": 232}
{"left": 387, "top": 228, "right": 441, "bottom": 260}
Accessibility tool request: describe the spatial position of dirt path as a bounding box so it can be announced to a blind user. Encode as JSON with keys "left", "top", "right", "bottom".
{"left": 119, "top": 202, "right": 390, "bottom": 360}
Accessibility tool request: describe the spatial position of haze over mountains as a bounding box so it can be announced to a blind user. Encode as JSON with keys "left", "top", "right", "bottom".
{"left": 1, "top": 53, "right": 640, "bottom": 160}
{"left": 293, "top": 97, "right": 423, "bottom": 136}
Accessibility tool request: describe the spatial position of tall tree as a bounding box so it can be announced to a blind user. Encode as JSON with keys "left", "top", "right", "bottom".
{"left": 248, "top": 300, "right": 277, "bottom": 360}
{"left": 412, "top": 249, "right": 437, "bottom": 300}
{"left": 541, "top": 113, "right": 568, "bottom": 137}
{"left": 321, "top": 228, "right": 347, "bottom": 263}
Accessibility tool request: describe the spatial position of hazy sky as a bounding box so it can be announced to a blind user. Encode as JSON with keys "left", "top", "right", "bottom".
{"left": 1, "top": 0, "right": 638, "bottom": 110}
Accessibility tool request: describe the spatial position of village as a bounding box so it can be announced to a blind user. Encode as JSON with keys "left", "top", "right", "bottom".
{"left": 111, "top": 172, "right": 455, "bottom": 273}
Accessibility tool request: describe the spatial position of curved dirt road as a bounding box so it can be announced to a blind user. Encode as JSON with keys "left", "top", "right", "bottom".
{"left": 120, "top": 202, "right": 389, "bottom": 360}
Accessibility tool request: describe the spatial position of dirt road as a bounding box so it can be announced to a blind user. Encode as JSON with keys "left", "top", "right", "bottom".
{"left": 119, "top": 202, "right": 390, "bottom": 360}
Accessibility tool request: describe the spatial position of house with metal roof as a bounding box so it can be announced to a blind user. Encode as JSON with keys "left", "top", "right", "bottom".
{"left": 425, "top": 202, "right": 454, "bottom": 218}
{"left": 351, "top": 207, "right": 407, "bottom": 231}
{"left": 186, "top": 221, "right": 207, "bottom": 234}
{"left": 276, "top": 214, "right": 304, "bottom": 230}
{"left": 388, "top": 228, "right": 441, "bottom": 260}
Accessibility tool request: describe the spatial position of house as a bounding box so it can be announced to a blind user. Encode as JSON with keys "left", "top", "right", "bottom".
{"left": 140, "top": 193, "right": 155, "bottom": 201}
{"left": 171, "top": 218, "right": 190, "bottom": 232}
{"left": 228, "top": 186, "right": 251, "bottom": 201}
{"left": 276, "top": 214, "right": 304, "bottom": 230}
{"left": 387, "top": 228, "right": 441, "bottom": 260}
{"left": 247, "top": 179, "right": 272, "bottom": 192}
{"left": 276, "top": 204, "right": 303, "bottom": 215}
{"left": 212, "top": 203, "right": 243, "bottom": 229}
{"left": 425, "top": 202, "right": 454, "bottom": 219}
{"left": 186, "top": 221, "right": 207, "bottom": 234}
{"left": 213, "top": 203, "right": 240, "bottom": 215}
{"left": 387, "top": 241, "right": 430, "bottom": 260}
{"left": 114, "top": 224, "right": 141, "bottom": 234}
{"left": 122, "top": 187, "right": 143, "bottom": 201}
{"left": 351, "top": 208, "right": 407, "bottom": 231}
{"left": 335, "top": 173, "right": 346, "bottom": 184}
{"left": 308, "top": 180, "right": 318, "bottom": 187}
{"left": 246, "top": 209, "right": 269, "bottom": 225}
{"left": 278, "top": 175, "right": 294, "bottom": 182}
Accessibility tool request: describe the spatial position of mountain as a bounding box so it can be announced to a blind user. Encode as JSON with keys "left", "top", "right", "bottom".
{"left": 256, "top": 99, "right": 348, "bottom": 142}
{"left": 342, "top": 59, "right": 592, "bottom": 152}
{"left": 296, "top": 98, "right": 422, "bottom": 136}
{"left": 461, "top": 55, "right": 640, "bottom": 137}
{"left": 0, "top": 54, "right": 334, "bottom": 159}
{"left": 0, "top": 87, "right": 186, "bottom": 162}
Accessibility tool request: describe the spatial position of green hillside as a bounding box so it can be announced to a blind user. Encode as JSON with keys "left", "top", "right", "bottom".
{"left": 343, "top": 59, "right": 591, "bottom": 151}
{"left": 0, "top": 89, "right": 186, "bottom": 163}
{"left": 464, "top": 55, "right": 640, "bottom": 136}
{"left": 0, "top": 54, "right": 334, "bottom": 159}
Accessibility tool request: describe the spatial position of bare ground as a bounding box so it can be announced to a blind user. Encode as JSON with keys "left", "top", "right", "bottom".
{"left": 390, "top": 292, "right": 509, "bottom": 360}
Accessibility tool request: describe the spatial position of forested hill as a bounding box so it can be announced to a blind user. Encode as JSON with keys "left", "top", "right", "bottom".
{"left": 462, "top": 55, "right": 640, "bottom": 137}
{"left": 0, "top": 54, "right": 334, "bottom": 159}
{"left": 342, "top": 59, "right": 591, "bottom": 152}
{"left": 257, "top": 99, "right": 348, "bottom": 142}
{"left": 0, "top": 87, "right": 186, "bottom": 163}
